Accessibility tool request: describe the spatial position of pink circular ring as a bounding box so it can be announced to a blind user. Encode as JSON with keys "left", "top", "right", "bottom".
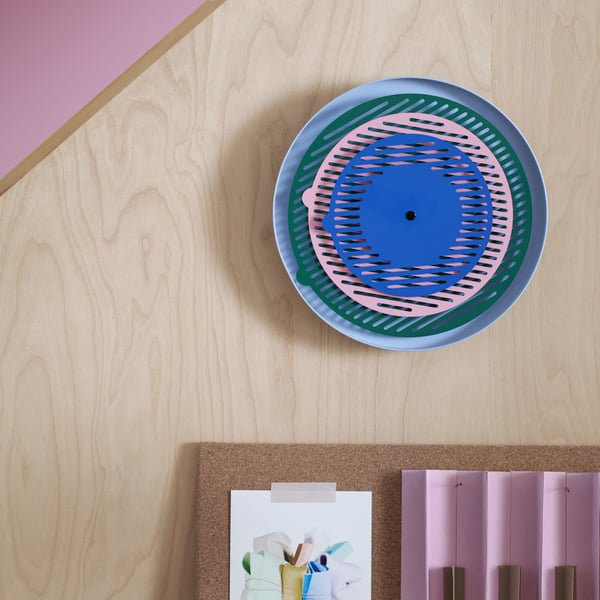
{"left": 302, "top": 113, "right": 514, "bottom": 317}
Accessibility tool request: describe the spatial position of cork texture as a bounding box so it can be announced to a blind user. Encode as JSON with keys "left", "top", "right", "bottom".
{"left": 196, "top": 444, "right": 600, "bottom": 599}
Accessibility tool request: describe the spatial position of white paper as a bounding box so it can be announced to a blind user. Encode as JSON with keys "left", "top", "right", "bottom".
{"left": 230, "top": 490, "right": 372, "bottom": 600}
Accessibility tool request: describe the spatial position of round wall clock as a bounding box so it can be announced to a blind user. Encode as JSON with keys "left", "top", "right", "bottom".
{"left": 273, "top": 78, "right": 547, "bottom": 350}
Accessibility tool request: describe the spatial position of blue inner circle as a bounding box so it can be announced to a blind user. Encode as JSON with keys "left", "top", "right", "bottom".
{"left": 322, "top": 133, "right": 493, "bottom": 297}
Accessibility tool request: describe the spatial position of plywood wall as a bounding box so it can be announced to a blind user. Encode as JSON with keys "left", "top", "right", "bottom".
{"left": 0, "top": 1, "right": 598, "bottom": 597}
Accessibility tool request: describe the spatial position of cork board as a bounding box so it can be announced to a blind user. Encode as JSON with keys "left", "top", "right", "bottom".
{"left": 196, "top": 443, "right": 600, "bottom": 599}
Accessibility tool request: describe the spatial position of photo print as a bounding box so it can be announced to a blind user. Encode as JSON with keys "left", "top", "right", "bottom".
{"left": 230, "top": 489, "right": 372, "bottom": 599}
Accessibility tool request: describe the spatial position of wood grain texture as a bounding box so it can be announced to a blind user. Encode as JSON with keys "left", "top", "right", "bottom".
{"left": 0, "top": 0, "right": 598, "bottom": 597}
{"left": 0, "top": 0, "right": 225, "bottom": 197}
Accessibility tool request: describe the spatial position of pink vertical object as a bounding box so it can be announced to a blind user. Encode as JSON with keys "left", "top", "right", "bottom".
{"left": 564, "top": 472, "right": 600, "bottom": 600}
{"left": 0, "top": 0, "right": 210, "bottom": 186}
{"left": 402, "top": 470, "right": 600, "bottom": 599}
{"left": 401, "top": 470, "right": 428, "bottom": 599}
{"left": 541, "top": 471, "right": 567, "bottom": 600}
{"left": 455, "top": 471, "right": 486, "bottom": 598}
{"left": 402, "top": 470, "right": 487, "bottom": 599}
{"left": 426, "top": 470, "right": 459, "bottom": 600}
{"left": 485, "top": 472, "right": 511, "bottom": 599}
{"left": 401, "top": 470, "right": 461, "bottom": 599}
{"left": 509, "top": 471, "right": 543, "bottom": 600}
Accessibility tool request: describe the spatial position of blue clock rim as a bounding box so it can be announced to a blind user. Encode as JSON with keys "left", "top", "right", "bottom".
{"left": 273, "top": 77, "right": 548, "bottom": 351}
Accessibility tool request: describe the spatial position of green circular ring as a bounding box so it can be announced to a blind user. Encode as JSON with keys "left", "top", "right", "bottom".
{"left": 287, "top": 93, "right": 533, "bottom": 338}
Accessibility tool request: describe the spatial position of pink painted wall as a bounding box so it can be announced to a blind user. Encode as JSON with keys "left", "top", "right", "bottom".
{"left": 0, "top": 0, "right": 208, "bottom": 180}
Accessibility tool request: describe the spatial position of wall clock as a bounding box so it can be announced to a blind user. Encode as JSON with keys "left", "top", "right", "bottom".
{"left": 273, "top": 78, "right": 547, "bottom": 350}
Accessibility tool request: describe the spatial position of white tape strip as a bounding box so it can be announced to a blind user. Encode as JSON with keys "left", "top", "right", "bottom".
{"left": 271, "top": 482, "right": 336, "bottom": 503}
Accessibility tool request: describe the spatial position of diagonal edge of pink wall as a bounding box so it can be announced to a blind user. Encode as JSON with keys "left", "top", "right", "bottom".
{"left": 0, "top": 0, "right": 209, "bottom": 183}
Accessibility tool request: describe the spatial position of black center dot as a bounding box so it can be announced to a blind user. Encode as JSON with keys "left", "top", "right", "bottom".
{"left": 405, "top": 210, "right": 417, "bottom": 221}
